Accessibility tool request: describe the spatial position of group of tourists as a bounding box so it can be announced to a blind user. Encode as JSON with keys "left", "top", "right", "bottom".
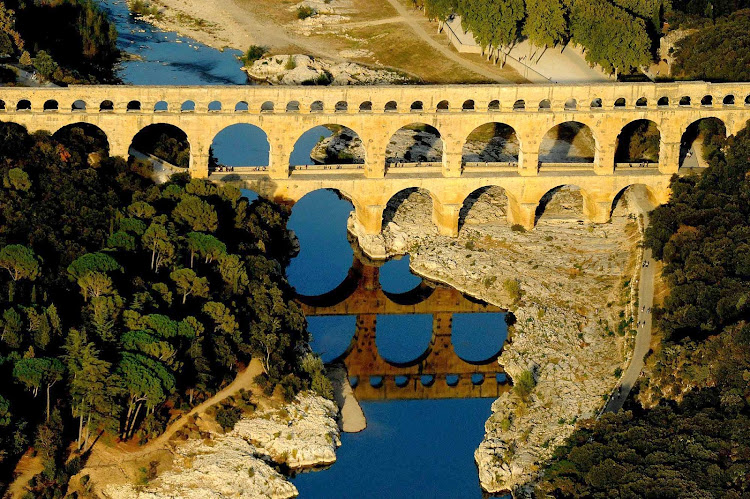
{"left": 213, "top": 165, "right": 236, "bottom": 172}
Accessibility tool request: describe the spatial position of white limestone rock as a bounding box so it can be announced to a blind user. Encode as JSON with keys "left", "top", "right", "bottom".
{"left": 245, "top": 55, "right": 407, "bottom": 86}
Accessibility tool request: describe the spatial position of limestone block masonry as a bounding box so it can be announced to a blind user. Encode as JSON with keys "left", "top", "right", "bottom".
{"left": 2, "top": 82, "right": 749, "bottom": 235}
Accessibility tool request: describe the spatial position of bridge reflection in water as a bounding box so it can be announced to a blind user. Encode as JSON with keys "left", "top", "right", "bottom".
{"left": 296, "top": 255, "right": 510, "bottom": 401}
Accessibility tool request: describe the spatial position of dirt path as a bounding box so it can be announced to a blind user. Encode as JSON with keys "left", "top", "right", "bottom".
{"left": 81, "top": 358, "right": 264, "bottom": 480}
{"left": 382, "top": 0, "right": 508, "bottom": 82}
{"left": 6, "top": 451, "right": 43, "bottom": 499}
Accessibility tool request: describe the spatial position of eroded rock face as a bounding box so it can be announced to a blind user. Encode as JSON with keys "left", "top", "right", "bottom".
{"left": 349, "top": 187, "right": 644, "bottom": 495}
{"left": 245, "top": 55, "right": 407, "bottom": 85}
{"left": 104, "top": 393, "right": 340, "bottom": 499}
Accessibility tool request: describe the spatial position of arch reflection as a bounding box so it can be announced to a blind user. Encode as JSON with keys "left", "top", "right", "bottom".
{"left": 297, "top": 253, "right": 510, "bottom": 400}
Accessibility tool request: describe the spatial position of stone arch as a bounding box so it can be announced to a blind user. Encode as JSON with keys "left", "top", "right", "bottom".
{"left": 657, "top": 96, "right": 669, "bottom": 107}
{"left": 513, "top": 99, "right": 525, "bottom": 111}
{"left": 679, "top": 96, "right": 691, "bottom": 106}
{"left": 286, "top": 101, "right": 300, "bottom": 112}
{"left": 310, "top": 100, "right": 324, "bottom": 112}
{"left": 261, "top": 101, "right": 274, "bottom": 113}
{"left": 462, "top": 122, "right": 519, "bottom": 164}
{"left": 385, "top": 123, "right": 443, "bottom": 166}
{"left": 410, "top": 100, "right": 424, "bottom": 112}
{"left": 130, "top": 123, "right": 191, "bottom": 169}
{"left": 458, "top": 185, "right": 510, "bottom": 233}
{"left": 635, "top": 97, "right": 648, "bottom": 108}
{"left": 723, "top": 95, "right": 735, "bottom": 106}
{"left": 538, "top": 121, "right": 597, "bottom": 166}
{"left": 290, "top": 124, "right": 366, "bottom": 167}
{"left": 72, "top": 100, "right": 86, "bottom": 112}
{"left": 127, "top": 100, "right": 141, "bottom": 112}
{"left": 614, "top": 98, "right": 626, "bottom": 108}
{"left": 210, "top": 123, "right": 270, "bottom": 171}
{"left": 534, "top": 185, "right": 585, "bottom": 225}
{"left": 359, "top": 101, "right": 372, "bottom": 112}
{"left": 384, "top": 100, "right": 398, "bottom": 112}
{"left": 181, "top": 100, "right": 195, "bottom": 112}
{"left": 564, "top": 98, "right": 577, "bottom": 110}
{"left": 43, "top": 99, "right": 58, "bottom": 111}
{"left": 437, "top": 100, "right": 449, "bottom": 112}
{"left": 154, "top": 100, "right": 168, "bottom": 112}
{"left": 488, "top": 100, "right": 500, "bottom": 111}
{"left": 615, "top": 119, "right": 661, "bottom": 165}
{"left": 610, "top": 184, "right": 659, "bottom": 218}
{"left": 53, "top": 123, "right": 110, "bottom": 157}
{"left": 590, "top": 98, "right": 602, "bottom": 108}
{"left": 0, "top": 100, "right": 5, "bottom": 111}
{"left": 381, "top": 187, "right": 439, "bottom": 232}
{"left": 16, "top": 100, "right": 31, "bottom": 111}
{"left": 208, "top": 100, "right": 222, "bottom": 112}
{"left": 746, "top": 95, "right": 750, "bottom": 106}
{"left": 235, "top": 101, "right": 249, "bottom": 112}
{"left": 335, "top": 101, "right": 348, "bottom": 113}
{"left": 99, "top": 100, "right": 114, "bottom": 112}
{"left": 539, "top": 99, "right": 551, "bottom": 111}
{"left": 701, "top": 95, "right": 713, "bottom": 106}
{"left": 680, "top": 117, "right": 727, "bottom": 169}
{"left": 462, "top": 99, "right": 475, "bottom": 111}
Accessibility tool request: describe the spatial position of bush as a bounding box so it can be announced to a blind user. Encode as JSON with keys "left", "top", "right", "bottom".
{"left": 513, "top": 369, "right": 536, "bottom": 400}
{"left": 503, "top": 278, "right": 522, "bottom": 303}
{"left": 511, "top": 224, "right": 526, "bottom": 233}
{"left": 215, "top": 405, "right": 243, "bottom": 431}
{"left": 296, "top": 6, "right": 316, "bottom": 19}
{"left": 240, "top": 45, "right": 267, "bottom": 66}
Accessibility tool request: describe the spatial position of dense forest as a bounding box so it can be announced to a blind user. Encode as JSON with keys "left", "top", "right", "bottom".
{"left": 416, "top": 0, "right": 749, "bottom": 78}
{"left": 534, "top": 123, "right": 750, "bottom": 497}
{"left": 0, "top": 0, "right": 119, "bottom": 84}
{"left": 0, "top": 122, "right": 330, "bottom": 496}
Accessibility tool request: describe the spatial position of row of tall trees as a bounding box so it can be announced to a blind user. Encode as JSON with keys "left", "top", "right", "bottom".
{"left": 418, "top": 0, "right": 663, "bottom": 75}
{"left": 534, "top": 123, "right": 750, "bottom": 496}
{"left": 417, "top": 0, "right": 748, "bottom": 78}
{"left": 0, "top": 122, "right": 328, "bottom": 496}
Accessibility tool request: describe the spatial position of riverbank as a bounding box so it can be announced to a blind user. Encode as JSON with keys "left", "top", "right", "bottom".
{"left": 349, "top": 187, "right": 644, "bottom": 494}
{"left": 126, "top": 0, "right": 522, "bottom": 83}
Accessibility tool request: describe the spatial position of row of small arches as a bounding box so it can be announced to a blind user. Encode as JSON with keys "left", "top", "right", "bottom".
{"left": 353, "top": 372, "right": 507, "bottom": 389}
{"left": 6, "top": 94, "right": 750, "bottom": 113}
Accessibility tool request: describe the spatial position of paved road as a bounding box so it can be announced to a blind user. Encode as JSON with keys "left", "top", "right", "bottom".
{"left": 383, "top": 0, "right": 509, "bottom": 82}
{"left": 605, "top": 214, "right": 655, "bottom": 413}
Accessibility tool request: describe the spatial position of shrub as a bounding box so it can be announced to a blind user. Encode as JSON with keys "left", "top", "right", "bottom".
{"left": 296, "top": 6, "right": 316, "bottom": 19}
{"left": 241, "top": 45, "right": 267, "bottom": 66}
{"left": 215, "top": 405, "right": 243, "bottom": 431}
{"left": 511, "top": 224, "right": 527, "bottom": 233}
{"left": 503, "top": 278, "right": 522, "bottom": 303}
{"left": 513, "top": 369, "right": 536, "bottom": 400}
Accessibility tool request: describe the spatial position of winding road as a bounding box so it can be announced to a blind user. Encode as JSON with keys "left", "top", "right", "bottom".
{"left": 605, "top": 213, "right": 655, "bottom": 413}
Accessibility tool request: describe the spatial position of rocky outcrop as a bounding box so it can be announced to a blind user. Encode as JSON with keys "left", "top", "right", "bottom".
{"left": 104, "top": 393, "right": 340, "bottom": 499}
{"left": 245, "top": 55, "right": 408, "bottom": 85}
{"left": 349, "top": 187, "right": 643, "bottom": 495}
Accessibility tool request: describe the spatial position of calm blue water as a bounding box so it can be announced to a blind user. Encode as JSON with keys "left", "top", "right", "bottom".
{"left": 101, "top": 4, "right": 508, "bottom": 495}
{"left": 100, "top": 0, "right": 246, "bottom": 85}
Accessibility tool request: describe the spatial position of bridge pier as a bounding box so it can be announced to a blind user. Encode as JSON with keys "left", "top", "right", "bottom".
{"left": 507, "top": 199, "right": 538, "bottom": 230}
{"left": 355, "top": 203, "right": 386, "bottom": 235}
{"left": 659, "top": 140, "right": 681, "bottom": 174}
{"left": 433, "top": 201, "right": 462, "bottom": 237}
{"left": 518, "top": 148, "right": 539, "bottom": 176}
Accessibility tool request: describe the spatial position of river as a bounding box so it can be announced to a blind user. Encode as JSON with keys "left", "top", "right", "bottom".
{"left": 100, "top": 1, "right": 510, "bottom": 496}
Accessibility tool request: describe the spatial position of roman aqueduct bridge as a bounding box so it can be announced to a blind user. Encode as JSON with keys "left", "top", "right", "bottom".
{"left": 2, "top": 82, "right": 750, "bottom": 235}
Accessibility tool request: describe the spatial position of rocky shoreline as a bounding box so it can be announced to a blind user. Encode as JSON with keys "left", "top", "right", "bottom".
{"left": 349, "top": 187, "right": 643, "bottom": 495}
{"left": 103, "top": 393, "right": 340, "bottom": 499}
